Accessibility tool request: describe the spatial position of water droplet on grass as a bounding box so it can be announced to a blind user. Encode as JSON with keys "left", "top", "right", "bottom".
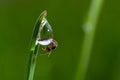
{"left": 39, "top": 18, "right": 53, "bottom": 40}
{"left": 37, "top": 38, "right": 53, "bottom": 46}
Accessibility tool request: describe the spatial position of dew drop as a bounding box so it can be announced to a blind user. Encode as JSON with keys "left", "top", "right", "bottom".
{"left": 37, "top": 38, "right": 53, "bottom": 46}
{"left": 39, "top": 18, "right": 53, "bottom": 40}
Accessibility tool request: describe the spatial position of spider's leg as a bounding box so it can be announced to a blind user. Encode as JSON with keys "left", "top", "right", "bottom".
{"left": 48, "top": 51, "right": 52, "bottom": 57}
{"left": 42, "top": 47, "right": 46, "bottom": 51}
{"left": 40, "top": 52, "right": 49, "bottom": 56}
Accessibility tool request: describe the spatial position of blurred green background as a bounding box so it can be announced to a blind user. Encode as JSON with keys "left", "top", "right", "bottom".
{"left": 0, "top": 0, "right": 120, "bottom": 80}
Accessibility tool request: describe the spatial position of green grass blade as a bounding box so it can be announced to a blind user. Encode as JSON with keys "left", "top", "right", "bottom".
{"left": 26, "top": 10, "right": 47, "bottom": 80}
{"left": 75, "top": 0, "right": 104, "bottom": 80}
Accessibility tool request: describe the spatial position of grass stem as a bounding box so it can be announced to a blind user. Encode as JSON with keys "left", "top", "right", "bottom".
{"left": 26, "top": 10, "right": 47, "bottom": 80}
{"left": 75, "top": 0, "right": 103, "bottom": 80}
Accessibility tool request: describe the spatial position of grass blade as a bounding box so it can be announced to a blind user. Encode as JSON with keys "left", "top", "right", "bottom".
{"left": 26, "top": 10, "right": 48, "bottom": 80}
{"left": 75, "top": 0, "right": 104, "bottom": 80}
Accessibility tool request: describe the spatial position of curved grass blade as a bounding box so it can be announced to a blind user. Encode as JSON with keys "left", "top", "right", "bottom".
{"left": 26, "top": 10, "right": 53, "bottom": 80}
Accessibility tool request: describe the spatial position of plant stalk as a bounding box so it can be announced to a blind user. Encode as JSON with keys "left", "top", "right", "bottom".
{"left": 75, "top": 0, "right": 103, "bottom": 80}
{"left": 27, "top": 44, "right": 39, "bottom": 80}
{"left": 25, "top": 10, "right": 47, "bottom": 80}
